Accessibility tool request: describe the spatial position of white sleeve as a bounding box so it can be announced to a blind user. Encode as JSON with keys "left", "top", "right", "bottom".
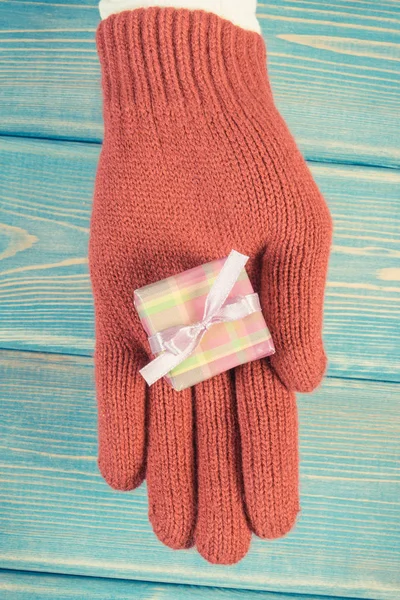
{"left": 98, "top": 0, "right": 260, "bottom": 34}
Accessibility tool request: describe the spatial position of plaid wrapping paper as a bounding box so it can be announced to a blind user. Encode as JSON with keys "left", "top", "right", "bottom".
{"left": 134, "top": 256, "right": 275, "bottom": 391}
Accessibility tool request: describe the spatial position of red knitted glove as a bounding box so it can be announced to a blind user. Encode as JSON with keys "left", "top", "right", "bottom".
{"left": 90, "top": 8, "right": 332, "bottom": 564}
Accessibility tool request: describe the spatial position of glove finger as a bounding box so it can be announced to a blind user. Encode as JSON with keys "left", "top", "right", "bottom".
{"left": 146, "top": 378, "right": 195, "bottom": 550}
{"left": 235, "top": 359, "right": 299, "bottom": 539}
{"left": 260, "top": 173, "right": 332, "bottom": 392}
{"left": 95, "top": 344, "right": 147, "bottom": 491}
{"left": 194, "top": 371, "right": 251, "bottom": 565}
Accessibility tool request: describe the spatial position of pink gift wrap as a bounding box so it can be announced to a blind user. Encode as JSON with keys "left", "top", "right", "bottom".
{"left": 134, "top": 256, "right": 275, "bottom": 391}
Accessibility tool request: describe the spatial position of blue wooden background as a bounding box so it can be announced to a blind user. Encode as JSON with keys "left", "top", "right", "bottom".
{"left": 0, "top": 1, "right": 399, "bottom": 599}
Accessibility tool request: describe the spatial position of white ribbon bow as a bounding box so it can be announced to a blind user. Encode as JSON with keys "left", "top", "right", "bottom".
{"left": 139, "top": 250, "right": 261, "bottom": 386}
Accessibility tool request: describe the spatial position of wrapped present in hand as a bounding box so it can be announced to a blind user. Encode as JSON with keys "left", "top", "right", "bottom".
{"left": 134, "top": 250, "right": 275, "bottom": 391}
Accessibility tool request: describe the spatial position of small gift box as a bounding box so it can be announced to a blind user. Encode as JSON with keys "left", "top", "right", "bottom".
{"left": 134, "top": 250, "right": 275, "bottom": 391}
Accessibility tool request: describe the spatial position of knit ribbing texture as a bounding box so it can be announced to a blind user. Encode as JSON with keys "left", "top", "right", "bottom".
{"left": 90, "top": 7, "right": 332, "bottom": 565}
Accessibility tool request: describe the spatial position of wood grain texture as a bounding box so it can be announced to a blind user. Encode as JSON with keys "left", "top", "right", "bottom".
{"left": 0, "top": 350, "right": 399, "bottom": 599}
{"left": 0, "top": 1, "right": 399, "bottom": 167}
{"left": 0, "top": 136, "right": 399, "bottom": 381}
{"left": 0, "top": 570, "right": 347, "bottom": 600}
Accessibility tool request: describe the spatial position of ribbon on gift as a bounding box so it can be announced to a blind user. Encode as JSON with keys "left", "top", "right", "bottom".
{"left": 139, "top": 250, "right": 261, "bottom": 386}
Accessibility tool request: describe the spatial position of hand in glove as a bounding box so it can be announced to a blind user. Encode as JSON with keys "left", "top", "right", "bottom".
{"left": 90, "top": 8, "right": 332, "bottom": 564}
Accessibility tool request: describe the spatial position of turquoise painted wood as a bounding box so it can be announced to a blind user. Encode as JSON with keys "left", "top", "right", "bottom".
{"left": 1, "top": 136, "right": 399, "bottom": 381}
{"left": 0, "top": 1, "right": 399, "bottom": 167}
{"left": 0, "top": 570, "right": 350, "bottom": 600}
{"left": 0, "top": 0, "right": 399, "bottom": 598}
{"left": 0, "top": 350, "right": 399, "bottom": 599}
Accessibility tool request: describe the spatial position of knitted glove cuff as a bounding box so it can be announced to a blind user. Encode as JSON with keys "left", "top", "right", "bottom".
{"left": 96, "top": 7, "right": 268, "bottom": 114}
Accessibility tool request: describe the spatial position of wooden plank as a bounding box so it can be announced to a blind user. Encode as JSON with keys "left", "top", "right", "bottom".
{"left": 0, "top": 350, "right": 399, "bottom": 599}
{"left": 0, "top": 1, "right": 399, "bottom": 167}
{"left": 0, "top": 137, "right": 399, "bottom": 381}
{"left": 257, "top": 0, "right": 400, "bottom": 168}
{"left": 0, "top": 569, "right": 345, "bottom": 600}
